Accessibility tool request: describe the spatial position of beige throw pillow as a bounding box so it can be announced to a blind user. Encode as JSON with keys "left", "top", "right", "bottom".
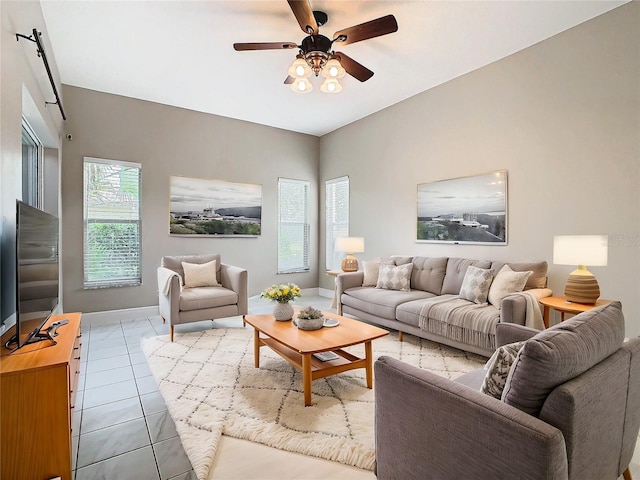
{"left": 182, "top": 260, "right": 219, "bottom": 288}
{"left": 459, "top": 266, "right": 493, "bottom": 304}
{"left": 362, "top": 261, "right": 380, "bottom": 286}
{"left": 481, "top": 341, "right": 526, "bottom": 399}
{"left": 376, "top": 263, "right": 413, "bottom": 292}
{"left": 488, "top": 265, "right": 531, "bottom": 309}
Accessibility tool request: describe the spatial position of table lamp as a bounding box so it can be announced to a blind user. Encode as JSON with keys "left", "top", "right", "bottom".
{"left": 553, "top": 235, "right": 608, "bottom": 304}
{"left": 335, "top": 237, "right": 365, "bottom": 272}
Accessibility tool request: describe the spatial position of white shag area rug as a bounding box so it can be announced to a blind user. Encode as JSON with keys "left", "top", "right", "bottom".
{"left": 142, "top": 327, "right": 485, "bottom": 480}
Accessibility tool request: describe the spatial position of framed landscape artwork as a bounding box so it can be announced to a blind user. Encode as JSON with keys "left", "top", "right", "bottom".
{"left": 169, "top": 175, "right": 262, "bottom": 236}
{"left": 417, "top": 170, "right": 508, "bottom": 244}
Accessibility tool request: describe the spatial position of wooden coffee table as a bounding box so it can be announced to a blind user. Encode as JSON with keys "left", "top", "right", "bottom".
{"left": 244, "top": 310, "right": 388, "bottom": 406}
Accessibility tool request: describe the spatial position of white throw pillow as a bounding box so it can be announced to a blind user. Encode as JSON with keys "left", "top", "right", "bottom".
{"left": 182, "top": 260, "right": 219, "bottom": 288}
{"left": 362, "top": 261, "right": 380, "bottom": 287}
{"left": 488, "top": 265, "right": 531, "bottom": 309}
{"left": 459, "top": 266, "right": 493, "bottom": 304}
{"left": 376, "top": 263, "right": 413, "bottom": 292}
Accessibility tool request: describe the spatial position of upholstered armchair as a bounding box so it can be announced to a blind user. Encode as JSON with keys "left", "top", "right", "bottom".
{"left": 157, "top": 254, "right": 247, "bottom": 341}
{"left": 374, "top": 301, "right": 640, "bottom": 480}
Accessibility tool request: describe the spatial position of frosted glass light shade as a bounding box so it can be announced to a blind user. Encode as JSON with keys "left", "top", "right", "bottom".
{"left": 553, "top": 235, "right": 608, "bottom": 304}
{"left": 321, "top": 58, "right": 346, "bottom": 79}
{"left": 288, "top": 57, "right": 312, "bottom": 78}
{"left": 320, "top": 78, "right": 342, "bottom": 93}
{"left": 291, "top": 77, "right": 313, "bottom": 93}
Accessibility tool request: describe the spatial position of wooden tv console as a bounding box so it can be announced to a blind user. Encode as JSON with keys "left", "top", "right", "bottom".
{"left": 0, "top": 312, "right": 82, "bottom": 480}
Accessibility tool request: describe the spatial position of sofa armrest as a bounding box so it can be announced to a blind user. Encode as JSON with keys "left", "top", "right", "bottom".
{"left": 220, "top": 263, "right": 248, "bottom": 315}
{"left": 335, "top": 271, "right": 364, "bottom": 297}
{"left": 374, "top": 356, "right": 568, "bottom": 480}
{"left": 157, "top": 267, "right": 181, "bottom": 323}
{"left": 501, "top": 288, "right": 552, "bottom": 326}
{"left": 496, "top": 323, "right": 539, "bottom": 347}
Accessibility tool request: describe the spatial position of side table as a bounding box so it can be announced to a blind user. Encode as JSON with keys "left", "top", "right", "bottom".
{"left": 326, "top": 270, "right": 342, "bottom": 310}
{"left": 539, "top": 296, "right": 612, "bottom": 328}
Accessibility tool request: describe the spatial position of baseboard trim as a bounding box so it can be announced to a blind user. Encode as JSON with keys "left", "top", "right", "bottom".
{"left": 81, "top": 306, "right": 160, "bottom": 326}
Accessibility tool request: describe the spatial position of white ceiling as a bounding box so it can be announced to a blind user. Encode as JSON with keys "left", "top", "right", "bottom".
{"left": 40, "top": 1, "right": 626, "bottom": 137}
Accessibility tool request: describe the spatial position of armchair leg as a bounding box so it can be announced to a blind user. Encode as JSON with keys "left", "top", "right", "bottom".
{"left": 623, "top": 467, "right": 633, "bottom": 480}
{"left": 398, "top": 331, "right": 403, "bottom": 342}
{"left": 161, "top": 316, "right": 166, "bottom": 324}
{"left": 170, "top": 325, "right": 174, "bottom": 342}
{"left": 243, "top": 315, "right": 246, "bottom": 327}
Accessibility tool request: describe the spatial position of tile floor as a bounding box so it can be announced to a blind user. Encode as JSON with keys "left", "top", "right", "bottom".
{"left": 73, "top": 295, "right": 640, "bottom": 480}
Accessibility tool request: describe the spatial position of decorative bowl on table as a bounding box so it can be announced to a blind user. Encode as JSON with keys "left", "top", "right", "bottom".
{"left": 295, "top": 306, "right": 324, "bottom": 331}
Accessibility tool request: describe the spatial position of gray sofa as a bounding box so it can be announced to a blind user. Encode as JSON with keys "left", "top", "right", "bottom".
{"left": 336, "top": 256, "right": 550, "bottom": 357}
{"left": 374, "top": 301, "right": 640, "bottom": 480}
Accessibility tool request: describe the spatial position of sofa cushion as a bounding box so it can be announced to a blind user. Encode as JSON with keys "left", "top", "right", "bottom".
{"left": 481, "top": 341, "right": 526, "bottom": 399}
{"left": 459, "top": 266, "right": 493, "bottom": 304}
{"left": 162, "top": 254, "right": 221, "bottom": 283}
{"left": 182, "top": 259, "right": 219, "bottom": 288}
{"left": 343, "top": 286, "right": 433, "bottom": 320}
{"left": 501, "top": 301, "right": 625, "bottom": 416}
{"left": 377, "top": 263, "right": 413, "bottom": 291}
{"left": 410, "top": 257, "right": 448, "bottom": 295}
{"left": 441, "top": 258, "right": 492, "bottom": 295}
{"left": 491, "top": 260, "right": 548, "bottom": 290}
{"left": 179, "top": 286, "right": 238, "bottom": 311}
{"left": 488, "top": 265, "right": 531, "bottom": 308}
{"left": 362, "top": 260, "right": 380, "bottom": 286}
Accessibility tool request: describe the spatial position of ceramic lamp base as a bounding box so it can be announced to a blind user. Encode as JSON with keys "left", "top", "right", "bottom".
{"left": 564, "top": 269, "right": 600, "bottom": 304}
{"left": 341, "top": 254, "right": 358, "bottom": 272}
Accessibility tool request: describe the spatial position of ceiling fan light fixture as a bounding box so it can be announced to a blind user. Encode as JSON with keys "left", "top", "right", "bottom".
{"left": 322, "top": 58, "right": 346, "bottom": 79}
{"left": 320, "top": 78, "right": 342, "bottom": 93}
{"left": 291, "top": 77, "right": 313, "bottom": 93}
{"left": 288, "top": 56, "right": 312, "bottom": 78}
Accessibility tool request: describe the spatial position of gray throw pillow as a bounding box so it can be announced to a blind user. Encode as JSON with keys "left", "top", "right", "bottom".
{"left": 459, "top": 266, "right": 493, "bottom": 304}
{"left": 481, "top": 341, "right": 526, "bottom": 399}
{"left": 501, "top": 301, "right": 625, "bottom": 416}
{"left": 376, "top": 263, "right": 413, "bottom": 292}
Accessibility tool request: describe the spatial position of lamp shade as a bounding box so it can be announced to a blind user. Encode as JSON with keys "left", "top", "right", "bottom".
{"left": 553, "top": 235, "right": 608, "bottom": 304}
{"left": 335, "top": 237, "right": 365, "bottom": 253}
{"left": 553, "top": 235, "right": 608, "bottom": 266}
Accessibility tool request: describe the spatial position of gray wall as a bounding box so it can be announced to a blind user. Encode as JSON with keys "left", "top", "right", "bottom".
{"left": 0, "top": 1, "right": 63, "bottom": 324}
{"left": 319, "top": 3, "right": 640, "bottom": 336}
{"left": 60, "top": 86, "right": 320, "bottom": 313}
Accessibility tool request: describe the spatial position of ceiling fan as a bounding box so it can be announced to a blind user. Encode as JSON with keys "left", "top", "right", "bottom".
{"left": 233, "top": 0, "right": 398, "bottom": 93}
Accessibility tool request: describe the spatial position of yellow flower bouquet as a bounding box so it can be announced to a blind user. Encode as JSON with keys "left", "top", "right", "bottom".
{"left": 261, "top": 283, "right": 301, "bottom": 303}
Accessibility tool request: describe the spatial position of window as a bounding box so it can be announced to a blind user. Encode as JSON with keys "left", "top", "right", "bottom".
{"left": 278, "top": 178, "right": 310, "bottom": 273}
{"left": 21, "top": 118, "right": 42, "bottom": 208}
{"left": 83, "top": 157, "right": 141, "bottom": 288}
{"left": 325, "top": 176, "right": 349, "bottom": 270}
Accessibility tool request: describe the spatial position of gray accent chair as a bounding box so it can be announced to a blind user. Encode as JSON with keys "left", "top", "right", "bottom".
{"left": 374, "top": 301, "right": 640, "bottom": 480}
{"left": 157, "top": 254, "right": 247, "bottom": 341}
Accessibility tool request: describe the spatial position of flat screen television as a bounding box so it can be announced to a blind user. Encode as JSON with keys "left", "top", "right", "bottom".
{"left": 6, "top": 201, "right": 60, "bottom": 349}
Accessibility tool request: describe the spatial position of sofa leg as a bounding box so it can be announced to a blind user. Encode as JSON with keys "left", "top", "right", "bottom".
{"left": 398, "top": 331, "right": 403, "bottom": 342}
{"left": 242, "top": 315, "right": 246, "bottom": 327}
{"left": 161, "top": 316, "right": 166, "bottom": 324}
{"left": 170, "top": 325, "right": 174, "bottom": 342}
{"left": 623, "top": 467, "right": 632, "bottom": 480}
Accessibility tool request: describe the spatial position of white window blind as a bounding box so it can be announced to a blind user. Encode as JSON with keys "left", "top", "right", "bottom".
{"left": 325, "top": 176, "right": 349, "bottom": 270}
{"left": 83, "top": 157, "right": 142, "bottom": 288}
{"left": 278, "top": 178, "right": 310, "bottom": 273}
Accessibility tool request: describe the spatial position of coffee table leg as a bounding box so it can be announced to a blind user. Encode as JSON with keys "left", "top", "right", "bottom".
{"left": 302, "top": 353, "right": 312, "bottom": 406}
{"left": 365, "top": 341, "right": 373, "bottom": 389}
{"left": 253, "top": 328, "right": 260, "bottom": 368}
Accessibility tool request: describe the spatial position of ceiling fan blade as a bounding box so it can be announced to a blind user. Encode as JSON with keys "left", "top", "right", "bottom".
{"left": 287, "top": 0, "right": 318, "bottom": 35}
{"left": 284, "top": 75, "right": 295, "bottom": 84}
{"left": 233, "top": 42, "right": 298, "bottom": 51}
{"left": 333, "top": 14, "right": 398, "bottom": 46}
{"left": 334, "top": 52, "right": 374, "bottom": 82}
